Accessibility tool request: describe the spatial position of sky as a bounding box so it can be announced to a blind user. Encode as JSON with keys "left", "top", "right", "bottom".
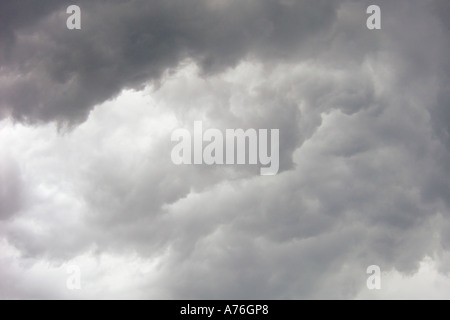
{"left": 0, "top": 0, "right": 450, "bottom": 299}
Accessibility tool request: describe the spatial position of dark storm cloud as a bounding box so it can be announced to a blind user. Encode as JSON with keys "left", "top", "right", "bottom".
{"left": 0, "top": 0, "right": 342, "bottom": 124}
{"left": 0, "top": 0, "right": 64, "bottom": 55}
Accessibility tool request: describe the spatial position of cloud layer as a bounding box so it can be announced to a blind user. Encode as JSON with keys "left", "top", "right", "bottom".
{"left": 1, "top": 0, "right": 450, "bottom": 299}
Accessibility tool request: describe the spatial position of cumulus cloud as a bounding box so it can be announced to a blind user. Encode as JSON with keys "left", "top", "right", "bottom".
{"left": 0, "top": 0, "right": 450, "bottom": 299}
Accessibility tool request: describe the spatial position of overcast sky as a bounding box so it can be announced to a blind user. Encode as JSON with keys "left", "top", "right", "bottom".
{"left": 1, "top": 0, "right": 450, "bottom": 299}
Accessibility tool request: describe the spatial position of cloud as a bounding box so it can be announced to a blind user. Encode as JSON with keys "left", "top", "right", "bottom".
{"left": 1, "top": 0, "right": 450, "bottom": 299}
{"left": 0, "top": 0, "right": 342, "bottom": 125}
{"left": 0, "top": 155, "right": 23, "bottom": 220}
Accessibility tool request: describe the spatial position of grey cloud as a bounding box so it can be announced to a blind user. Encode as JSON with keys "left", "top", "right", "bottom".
{"left": 1, "top": 0, "right": 450, "bottom": 300}
{"left": 0, "top": 0, "right": 343, "bottom": 125}
{"left": 0, "top": 156, "right": 23, "bottom": 220}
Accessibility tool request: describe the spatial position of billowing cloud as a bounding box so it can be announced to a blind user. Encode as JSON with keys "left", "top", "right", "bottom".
{"left": 0, "top": 0, "right": 342, "bottom": 124}
{"left": 0, "top": 0, "right": 450, "bottom": 299}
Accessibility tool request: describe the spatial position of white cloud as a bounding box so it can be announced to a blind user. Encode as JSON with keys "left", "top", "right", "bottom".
{"left": 357, "top": 257, "right": 450, "bottom": 300}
